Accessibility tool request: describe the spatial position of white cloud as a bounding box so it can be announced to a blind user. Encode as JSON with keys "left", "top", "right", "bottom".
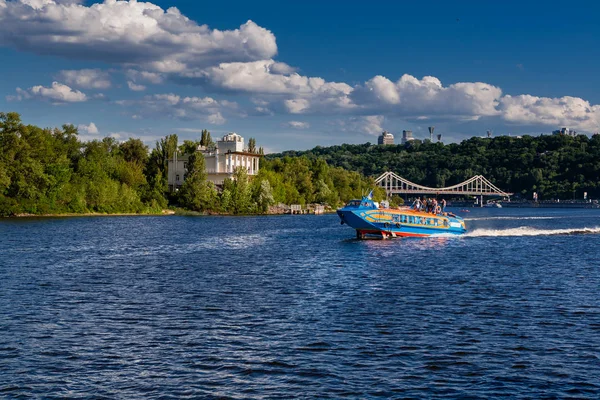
{"left": 127, "top": 81, "right": 146, "bottom": 91}
{"left": 2, "top": 1, "right": 599, "bottom": 135}
{"left": 206, "top": 112, "right": 226, "bottom": 125}
{"left": 78, "top": 122, "right": 98, "bottom": 134}
{"left": 499, "top": 95, "right": 600, "bottom": 132}
{"left": 57, "top": 69, "right": 111, "bottom": 89}
{"left": 9, "top": 81, "right": 87, "bottom": 103}
{"left": 284, "top": 121, "right": 310, "bottom": 129}
{"left": 284, "top": 98, "right": 311, "bottom": 114}
{"left": 0, "top": 1, "right": 277, "bottom": 69}
{"left": 117, "top": 93, "right": 236, "bottom": 124}
{"left": 351, "top": 74, "right": 502, "bottom": 118}
{"left": 197, "top": 60, "right": 351, "bottom": 96}
{"left": 334, "top": 115, "right": 385, "bottom": 135}
{"left": 125, "top": 69, "right": 164, "bottom": 84}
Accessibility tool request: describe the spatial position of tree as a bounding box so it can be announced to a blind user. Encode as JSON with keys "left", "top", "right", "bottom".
{"left": 120, "top": 138, "right": 148, "bottom": 165}
{"left": 180, "top": 139, "right": 200, "bottom": 155}
{"left": 200, "top": 129, "right": 214, "bottom": 148}
{"left": 248, "top": 137, "right": 257, "bottom": 153}
{"left": 230, "top": 166, "right": 252, "bottom": 214}
{"left": 256, "top": 179, "right": 274, "bottom": 213}
{"left": 178, "top": 152, "right": 216, "bottom": 211}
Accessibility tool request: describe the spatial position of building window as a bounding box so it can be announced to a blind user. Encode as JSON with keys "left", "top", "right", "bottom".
{"left": 176, "top": 174, "right": 180, "bottom": 182}
{"left": 183, "top": 162, "right": 187, "bottom": 169}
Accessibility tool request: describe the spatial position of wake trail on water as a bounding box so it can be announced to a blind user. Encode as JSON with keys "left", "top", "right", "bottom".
{"left": 464, "top": 226, "right": 600, "bottom": 237}
{"left": 463, "top": 216, "right": 561, "bottom": 221}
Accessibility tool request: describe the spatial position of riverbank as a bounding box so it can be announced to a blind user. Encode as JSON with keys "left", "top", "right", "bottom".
{"left": 6, "top": 210, "right": 176, "bottom": 218}
{"left": 4, "top": 208, "right": 337, "bottom": 218}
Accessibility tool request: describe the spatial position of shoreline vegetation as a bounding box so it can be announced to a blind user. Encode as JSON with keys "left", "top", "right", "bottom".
{"left": 4, "top": 111, "right": 600, "bottom": 218}
{"left": 272, "top": 133, "right": 600, "bottom": 201}
{"left": 0, "top": 112, "right": 385, "bottom": 218}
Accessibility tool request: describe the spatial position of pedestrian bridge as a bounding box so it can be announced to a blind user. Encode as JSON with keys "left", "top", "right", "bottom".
{"left": 375, "top": 171, "right": 512, "bottom": 198}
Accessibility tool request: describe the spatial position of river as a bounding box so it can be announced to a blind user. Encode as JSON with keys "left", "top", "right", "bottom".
{"left": 1, "top": 208, "right": 599, "bottom": 398}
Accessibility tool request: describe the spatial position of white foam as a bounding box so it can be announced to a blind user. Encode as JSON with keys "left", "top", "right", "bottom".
{"left": 465, "top": 226, "right": 600, "bottom": 237}
{"left": 463, "top": 216, "right": 560, "bottom": 221}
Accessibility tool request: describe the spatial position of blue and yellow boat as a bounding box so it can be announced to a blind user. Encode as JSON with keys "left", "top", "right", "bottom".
{"left": 337, "top": 195, "right": 466, "bottom": 239}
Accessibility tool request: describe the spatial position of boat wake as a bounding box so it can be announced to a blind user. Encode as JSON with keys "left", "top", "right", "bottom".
{"left": 464, "top": 226, "right": 600, "bottom": 237}
{"left": 463, "top": 216, "right": 560, "bottom": 221}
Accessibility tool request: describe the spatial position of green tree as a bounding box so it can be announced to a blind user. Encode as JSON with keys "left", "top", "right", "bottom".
{"left": 248, "top": 137, "right": 257, "bottom": 153}
{"left": 230, "top": 166, "right": 252, "bottom": 214}
{"left": 255, "top": 179, "right": 275, "bottom": 213}
{"left": 178, "top": 152, "right": 217, "bottom": 211}
{"left": 120, "top": 138, "right": 149, "bottom": 165}
{"left": 200, "top": 129, "right": 214, "bottom": 147}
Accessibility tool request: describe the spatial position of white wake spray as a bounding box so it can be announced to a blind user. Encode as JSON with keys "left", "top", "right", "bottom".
{"left": 463, "top": 216, "right": 561, "bottom": 221}
{"left": 464, "top": 226, "right": 600, "bottom": 237}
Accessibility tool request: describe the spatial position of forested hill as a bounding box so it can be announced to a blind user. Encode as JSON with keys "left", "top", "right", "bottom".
{"left": 269, "top": 134, "right": 600, "bottom": 200}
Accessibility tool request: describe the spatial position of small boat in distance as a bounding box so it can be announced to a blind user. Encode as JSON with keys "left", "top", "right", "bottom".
{"left": 483, "top": 201, "right": 502, "bottom": 208}
{"left": 337, "top": 195, "right": 467, "bottom": 239}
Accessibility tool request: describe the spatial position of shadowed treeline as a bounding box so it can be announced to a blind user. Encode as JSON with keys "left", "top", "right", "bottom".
{"left": 271, "top": 134, "right": 600, "bottom": 200}
{"left": 0, "top": 112, "right": 384, "bottom": 216}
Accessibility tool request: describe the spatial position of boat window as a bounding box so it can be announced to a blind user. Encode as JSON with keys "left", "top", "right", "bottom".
{"left": 346, "top": 200, "right": 361, "bottom": 207}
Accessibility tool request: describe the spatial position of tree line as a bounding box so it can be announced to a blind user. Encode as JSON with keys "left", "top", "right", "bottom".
{"left": 0, "top": 112, "right": 382, "bottom": 216}
{"left": 272, "top": 134, "right": 600, "bottom": 200}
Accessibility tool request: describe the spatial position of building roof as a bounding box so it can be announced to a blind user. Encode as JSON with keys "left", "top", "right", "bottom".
{"left": 220, "top": 132, "right": 243, "bottom": 142}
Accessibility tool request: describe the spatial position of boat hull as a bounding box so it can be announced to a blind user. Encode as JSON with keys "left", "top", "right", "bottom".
{"left": 337, "top": 206, "right": 466, "bottom": 238}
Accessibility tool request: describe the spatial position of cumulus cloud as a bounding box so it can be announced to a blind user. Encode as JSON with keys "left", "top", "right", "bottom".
{"left": 127, "top": 81, "right": 146, "bottom": 91}
{"left": 206, "top": 112, "right": 225, "bottom": 125}
{"left": 8, "top": 81, "right": 87, "bottom": 103}
{"left": 334, "top": 115, "right": 385, "bottom": 135}
{"left": 499, "top": 95, "right": 600, "bottom": 132}
{"left": 284, "top": 121, "right": 310, "bottom": 129}
{"left": 117, "top": 93, "right": 236, "bottom": 124}
{"left": 351, "top": 74, "right": 502, "bottom": 118}
{"left": 125, "top": 69, "right": 164, "bottom": 84}
{"left": 2, "top": 1, "right": 599, "bottom": 135}
{"left": 57, "top": 69, "right": 111, "bottom": 89}
{"left": 284, "top": 98, "right": 311, "bottom": 114}
{"left": 196, "top": 60, "right": 351, "bottom": 97}
{"left": 0, "top": 1, "right": 277, "bottom": 69}
{"left": 78, "top": 122, "right": 98, "bottom": 134}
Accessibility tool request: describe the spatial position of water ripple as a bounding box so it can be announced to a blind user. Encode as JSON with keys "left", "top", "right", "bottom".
{"left": 1, "top": 210, "right": 599, "bottom": 398}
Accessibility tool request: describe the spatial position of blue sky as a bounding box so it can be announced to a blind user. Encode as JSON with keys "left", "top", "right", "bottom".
{"left": 1, "top": 0, "right": 599, "bottom": 152}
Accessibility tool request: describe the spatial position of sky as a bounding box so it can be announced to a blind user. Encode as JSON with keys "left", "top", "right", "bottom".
{"left": 1, "top": 0, "right": 599, "bottom": 152}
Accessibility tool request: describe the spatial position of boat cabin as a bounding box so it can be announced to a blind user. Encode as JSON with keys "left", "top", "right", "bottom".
{"left": 344, "top": 198, "right": 378, "bottom": 209}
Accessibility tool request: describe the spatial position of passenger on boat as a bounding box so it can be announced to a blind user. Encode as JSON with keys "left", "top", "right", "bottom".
{"left": 441, "top": 199, "right": 447, "bottom": 213}
{"left": 426, "top": 198, "right": 432, "bottom": 213}
{"left": 435, "top": 205, "right": 441, "bottom": 214}
{"left": 412, "top": 198, "right": 422, "bottom": 211}
{"left": 432, "top": 199, "right": 438, "bottom": 213}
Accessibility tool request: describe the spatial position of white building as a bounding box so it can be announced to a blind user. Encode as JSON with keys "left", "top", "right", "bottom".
{"left": 377, "top": 131, "right": 394, "bottom": 145}
{"left": 168, "top": 132, "right": 261, "bottom": 191}
{"left": 401, "top": 130, "right": 414, "bottom": 144}
{"left": 552, "top": 127, "right": 577, "bottom": 137}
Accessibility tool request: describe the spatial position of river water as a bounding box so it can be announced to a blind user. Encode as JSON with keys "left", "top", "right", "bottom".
{"left": 1, "top": 208, "right": 599, "bottom": 398}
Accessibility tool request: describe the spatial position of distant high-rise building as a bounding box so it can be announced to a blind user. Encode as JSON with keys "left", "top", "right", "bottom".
{"left": 378, "top": 131, "right": 394, "bottom": 145}
{"left": 552, "top": 127, "right": 577, "bottom": 137}
{"left": 401, "top": 130, "right": 414, "bottom": 144}
{"left": 428, "top": 126, "right": 435, "bottom": 142}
